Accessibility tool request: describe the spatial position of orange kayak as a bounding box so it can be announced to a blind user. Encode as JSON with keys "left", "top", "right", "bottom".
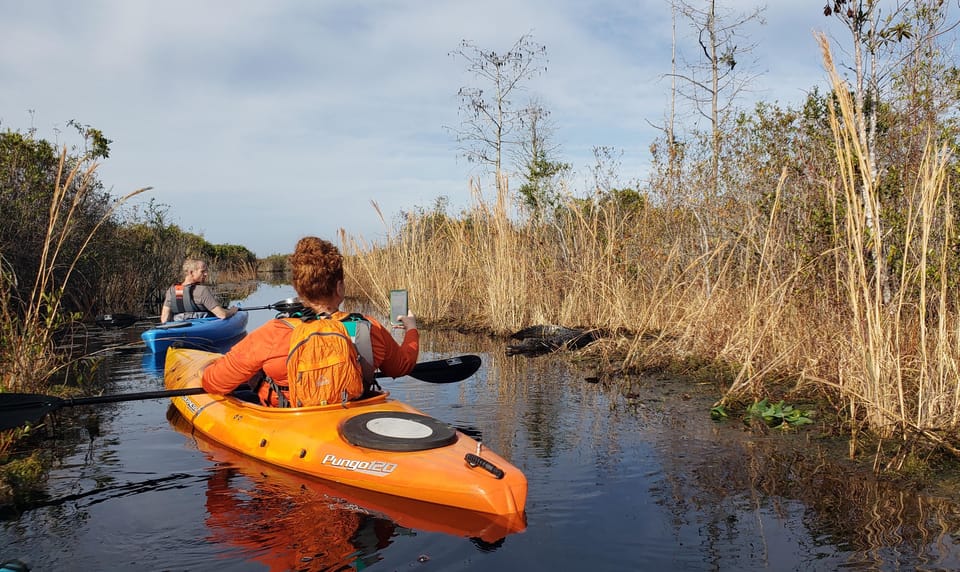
{"left": 164, "top": 348, "right": 528, "bottom": 516}
{"left": 167, "top": 407, "right": 526, "bottom": 550}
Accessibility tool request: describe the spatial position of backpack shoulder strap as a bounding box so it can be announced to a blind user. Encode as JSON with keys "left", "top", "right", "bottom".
{"left": 340, "top": 314, "right": 377, "bottom": 392}
{"left": 263, "top": 318, "right": 298, "bottom": 407}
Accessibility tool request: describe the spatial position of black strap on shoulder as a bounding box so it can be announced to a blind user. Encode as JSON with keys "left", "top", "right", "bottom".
{"left": 171, "top": 283, "right": 210, "bottom": 315}
{"left": 181, "top": 284, "right": 198, "bottom": 313}
{"left": 296, "top": 311, "right": 332, "bottom": 323}
{"left": 170, "top": 284, "right": 185, "bottom": 314}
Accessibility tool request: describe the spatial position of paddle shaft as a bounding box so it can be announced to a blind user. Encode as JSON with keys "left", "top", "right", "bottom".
{"left": 68, "top": 355, "right": 474, "bottom": 403}
{"left": 62, "top": 387, "right": 206, "bottom": 407}
{"left": 0, "top": 355, "right": 480, "bottom": 430}
{"left": 63, "top": 359, "right": 464, "bottom": 405}
{"left": 97, "top": 304, "right": 280, "bottom": 327}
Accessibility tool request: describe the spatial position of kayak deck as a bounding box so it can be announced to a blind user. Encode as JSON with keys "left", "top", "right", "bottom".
{"left": 168, "top": 407, "right": 526, "bottom": 543}
{"left": 164, "top": 348, "right": 528, "bottom": 516}
{"left": 142, "top": 311, "right": 249, "bottom": 353}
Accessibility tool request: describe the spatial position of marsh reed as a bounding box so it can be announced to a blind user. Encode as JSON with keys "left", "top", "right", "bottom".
{"left": 0, "top": 149, "right": 146, "bottom": 468}
{"left": 0, "top": 150, "right": 147, "bottom": 395}
{"left": 345, "top": 37, "right": 960, "bottom": 460}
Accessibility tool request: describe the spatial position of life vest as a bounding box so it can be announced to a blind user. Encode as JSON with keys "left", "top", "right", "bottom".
{"left": 168, "top": 283, "right": 211, "bottom": 318}
{"left": 275, "top": 313, "right": 376, "bottom": 408}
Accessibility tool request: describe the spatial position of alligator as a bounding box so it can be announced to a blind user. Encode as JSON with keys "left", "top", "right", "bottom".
{"left": 506, "top": 325, "right": 601, "bottom": 356}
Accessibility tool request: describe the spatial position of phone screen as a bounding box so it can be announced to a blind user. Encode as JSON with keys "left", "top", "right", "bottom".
{"left": 389, "top": 290, "right": 408, "bottom": 325}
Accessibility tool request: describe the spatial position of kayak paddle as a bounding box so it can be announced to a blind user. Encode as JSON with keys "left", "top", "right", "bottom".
{"left": 0, "top": 354, "right": 481, "bottom": 430}
{"left": 95, "top": 298, "right": 305, "bottom": 329}
{"left": 389, "top": 354, "right": 481, "bottom": 384}
{"left": 0, "top": 388, "right": 208, "bottom": 431}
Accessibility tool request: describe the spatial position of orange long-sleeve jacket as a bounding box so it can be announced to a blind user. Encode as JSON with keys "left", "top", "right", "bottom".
{"left": 202, "top": 312, "right": 419, "bottom": 406}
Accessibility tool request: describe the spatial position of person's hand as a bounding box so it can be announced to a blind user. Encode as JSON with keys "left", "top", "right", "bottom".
{"left": 397, "top": 311, "right": 417, "bottom": 331}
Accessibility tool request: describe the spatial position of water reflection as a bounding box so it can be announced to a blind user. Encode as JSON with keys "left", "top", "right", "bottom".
{"left": 443, "top": 334, "right": 960, "bottom": 569}
{"left": 11, "top": 282, "right": 960, "bottom": 570}
{"left": 139, "top": 334, "right": 246, "bottom": 378}
{"left": 166, "top": 407, "right": 525, "bottom": 570}
{"left": 597, "top": 370, "right": 960, "bottom": 570}
{"left": 202, "top": 461, "right": 394, "bottom": 571}
{"left": 218, "top": 280, "right": 259, "bottom": 302}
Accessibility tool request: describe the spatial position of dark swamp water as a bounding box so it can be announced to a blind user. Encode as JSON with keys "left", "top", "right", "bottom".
{"left": 5, "top": 283, "right": 960, "bottom": 571}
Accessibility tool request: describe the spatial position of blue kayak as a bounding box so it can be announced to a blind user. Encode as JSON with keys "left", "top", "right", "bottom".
{"left": 141, "top": 311, "right": 249, "bottom": 354}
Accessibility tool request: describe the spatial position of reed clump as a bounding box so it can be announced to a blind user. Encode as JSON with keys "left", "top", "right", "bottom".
{"left": 0, "top": 147, "right": 146, "bottom": 480}
{"left": 345, "top": 37, "right": 960, "bottom": 464}
{"left": 0, "top": 150, "right": 147, "bottom": 393}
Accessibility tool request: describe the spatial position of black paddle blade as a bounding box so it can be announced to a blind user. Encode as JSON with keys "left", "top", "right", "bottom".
{"left": 0, "top": 393, "right": 66, "bottom": 431}
{"left": 0, "top": 387, "right": 209, "bottom": 431}
{"left": 407, "top": 355, "right": 482, "bottom": 383}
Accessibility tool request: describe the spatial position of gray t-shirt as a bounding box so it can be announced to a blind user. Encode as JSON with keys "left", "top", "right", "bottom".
{"left": 162, "top": 283, "right": 223, "bottom": 321}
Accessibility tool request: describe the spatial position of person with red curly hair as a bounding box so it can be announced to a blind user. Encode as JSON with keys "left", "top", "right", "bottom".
{"left": 201, "top": 236, "right": 418, "bottom": 406}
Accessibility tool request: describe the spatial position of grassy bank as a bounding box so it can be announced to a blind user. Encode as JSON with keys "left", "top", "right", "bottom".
{"left": 0, "top": 135, "right": 259, "bottom": 500}
{"left": 2, "top": 31, "right": 957, "bottom": 498}
{"left": 344, "top": 39, "right": 960, "bottom": 466}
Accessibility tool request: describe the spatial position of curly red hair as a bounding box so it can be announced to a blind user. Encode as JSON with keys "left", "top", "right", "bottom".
{"left": 289, "top": 237, "right": 343, "bottom": 304}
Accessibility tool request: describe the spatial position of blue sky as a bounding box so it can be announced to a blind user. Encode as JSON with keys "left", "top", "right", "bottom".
{"left": 0, "top": 2, "right": 878, "bottom": 257}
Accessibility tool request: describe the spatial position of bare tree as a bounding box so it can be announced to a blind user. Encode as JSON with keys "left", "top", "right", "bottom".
{"left": 670, "top": 0, "right": 765, "bottom": 200}
{"left": 653, "top": 0, "right": 764, "bottom": 295}
{"left": 449, "top": 33, "right": 548, "bottom": 182}
{"left": 648, "top": 2, "right": 684, "bottom": 204}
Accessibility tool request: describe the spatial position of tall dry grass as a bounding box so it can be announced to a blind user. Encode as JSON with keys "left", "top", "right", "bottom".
{"left": 343, "top": 197, "right": 475, "bottom": 326}
{"left": 816, "top": 35, "right": 960, "bottom": 455}
{"left": 0, "top": 148, "right": 146, "bottom": 470}
{"left": 344, "top": 36, "right": 960, "bottom": 459}
{"left": 0, "top": 149, "right": 147, "bottom": 394}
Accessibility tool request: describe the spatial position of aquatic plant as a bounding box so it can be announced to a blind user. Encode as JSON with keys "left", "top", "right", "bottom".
{"left": 744, "top": 399, "right": 814, "bottom": 429}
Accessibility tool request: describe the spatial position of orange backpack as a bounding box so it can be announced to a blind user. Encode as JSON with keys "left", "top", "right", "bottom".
{"left": 283, "top": 316, "right": 365, "bottom": 407}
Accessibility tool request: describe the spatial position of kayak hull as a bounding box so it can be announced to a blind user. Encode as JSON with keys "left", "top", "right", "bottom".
{"left": 167, "top": 408, "right": 526, "bottom": 544}
{"left": 142, "top": 311, "right": 249, "bottom": 354}
{"left": 164, "top": 348, "right": 528, "bottom": 516}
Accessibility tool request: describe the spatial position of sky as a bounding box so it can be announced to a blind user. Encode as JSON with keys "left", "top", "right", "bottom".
{"left": 0, "top": 1, "right": 909, "bottom": 257}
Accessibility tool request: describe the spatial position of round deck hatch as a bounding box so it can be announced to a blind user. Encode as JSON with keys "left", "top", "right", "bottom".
{"left": 342, "top": 412, "right": 457, "bottom": 451}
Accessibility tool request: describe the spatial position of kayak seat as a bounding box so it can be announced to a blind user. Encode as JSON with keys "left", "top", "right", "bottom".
{"left": 229, "top": 389, "right": 260, "bottom": 404}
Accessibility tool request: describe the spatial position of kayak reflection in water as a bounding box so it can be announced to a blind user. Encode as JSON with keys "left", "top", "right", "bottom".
{"left": 166, "top": 406, "right": 524, "bottom": 567}
{"left": 203, "top": 464, "right": 401, "bottom": 570}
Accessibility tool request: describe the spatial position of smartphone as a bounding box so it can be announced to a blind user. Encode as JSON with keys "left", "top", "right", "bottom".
{"left": 389, "top": 289, "right": 408, "bottom": 326}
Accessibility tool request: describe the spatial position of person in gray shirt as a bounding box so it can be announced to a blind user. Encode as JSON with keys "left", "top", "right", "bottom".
{"left": 160, "top": 258, "right": 238, "bottom": 323}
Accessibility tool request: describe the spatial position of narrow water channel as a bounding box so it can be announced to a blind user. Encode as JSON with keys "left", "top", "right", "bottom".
{"left": 3, "top": 282, "right": 960, "bottom": 571}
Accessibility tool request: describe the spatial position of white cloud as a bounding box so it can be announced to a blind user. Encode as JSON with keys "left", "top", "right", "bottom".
{"left": 2, "top": 1, "right": 948, "bottom": 257}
